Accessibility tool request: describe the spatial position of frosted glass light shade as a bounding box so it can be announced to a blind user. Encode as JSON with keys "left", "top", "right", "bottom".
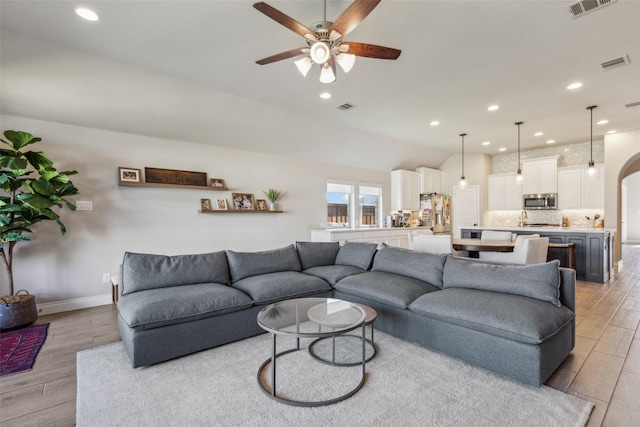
{"left": 459, "top": 177, "right": 467, "bottom": 187}
{"left": 586, "top": 163, "right": 599, "bottom": 180}
{"left": 514, "top": 171, "right": 524, "bottom": 185}
{"left": 319, "top": 63, "right": 336, "bottom": 83}
{"left": 336, "top": 53, "right": 356, "bottom": 73}
{"left": 310, "top": 42, "right": 330, "bottom": 64}
{"left": 294, "top": 57, "right": 313, "bottom": 77}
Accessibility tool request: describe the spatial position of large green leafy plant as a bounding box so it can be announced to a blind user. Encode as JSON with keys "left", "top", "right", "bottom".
{"left": 1, "top": 130, "right": 79, "bottom": 296}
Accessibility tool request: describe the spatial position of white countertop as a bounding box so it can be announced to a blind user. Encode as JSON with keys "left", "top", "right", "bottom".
{"left": 312, "top": 227, "right": 432, "bottom": 233}
{"left": 465, "top": 226, "right": 616, "bottom": 234}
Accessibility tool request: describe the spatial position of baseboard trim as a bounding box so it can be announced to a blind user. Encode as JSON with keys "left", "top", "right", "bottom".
{"left": 37, "top": 294, "right": 112, "bottom": 316}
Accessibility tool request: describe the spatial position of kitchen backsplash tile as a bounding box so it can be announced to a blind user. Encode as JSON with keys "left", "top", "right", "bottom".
{"left": 489, "top": 209, "right": 605, "bottom": 228}
{"left": 492, "top": 140, "right": 604, "bottom": 174}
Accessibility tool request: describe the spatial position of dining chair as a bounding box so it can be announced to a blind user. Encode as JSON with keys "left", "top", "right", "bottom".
{"left": 479, "top": 235, "right": 549, "bottom": 264}
{"left": 480, "top": 230, "right": 513, "bottom": 241}
{"left": 408, "top": 229, "right": 433, "bottom": 249}
{"left": 412, "top": 234, "right": 453, "bottom": 254}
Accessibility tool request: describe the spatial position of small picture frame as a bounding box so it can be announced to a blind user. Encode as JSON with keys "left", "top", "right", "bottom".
{"left": 210, "top": 178, "right": 226, "bottom": 188}
{"left": 256, "top": 199, "right": 267, "bottom": 211}
{"left": 118, "top": 167, "right": 141, "bottom": 184}
{"left": 216, "top": 198, "right": 228, "bottom": 210}
{"left": 201, "top": 198, "right": 212, "bottom": 211}
{"left": 231, "top": 193, "right": 255, "bottom": 210}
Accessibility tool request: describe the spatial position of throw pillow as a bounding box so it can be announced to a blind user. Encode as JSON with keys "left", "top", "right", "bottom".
{"left": 296, "top": 241, "right": 340, "bottom": 270}
{"left": 372, "top": 244, "right": 446, "bottom": 288}
{"left": 226, "top": 244, "right": 302, "bottom": 282}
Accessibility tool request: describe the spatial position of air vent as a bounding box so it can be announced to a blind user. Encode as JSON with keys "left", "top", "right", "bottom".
{"left": 625, "top": 101, "right": 640, "bottom": 108}
{"left": 567, "top": 0, "right": 616, "bottom": 18}
{"left": 337, "top": 103, "right": 357, "bottom": 111}
{"left": 600, "top": 55, "right": 630, "bottom": 70}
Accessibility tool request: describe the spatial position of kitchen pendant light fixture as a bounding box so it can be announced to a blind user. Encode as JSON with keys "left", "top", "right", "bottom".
{"left": 586, "top": 105, "right": 598, "bottom": 179}
{"left": 459, "top": 133, "right": 467, "bottom": 188}
{"left": 514, "top": 122, "right": 524, "bottom": 185}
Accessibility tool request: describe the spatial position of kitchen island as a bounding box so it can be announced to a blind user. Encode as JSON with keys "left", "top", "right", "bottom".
{"left": 461, "top": 226, "right": 615, "bottom": 283}
{"left": 311, "top": 227, "right": 435, "bottom": 249}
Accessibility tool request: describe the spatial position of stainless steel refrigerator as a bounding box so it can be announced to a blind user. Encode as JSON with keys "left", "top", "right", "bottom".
{"left": 419, "top": 193, "right": 451, "bottom": 233}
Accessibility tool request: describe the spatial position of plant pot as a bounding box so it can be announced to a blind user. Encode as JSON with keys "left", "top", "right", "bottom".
{"left": 0, "top": 291, "right": 38, "bottom": 330}
{"left": 268, "top": 202, "right": 278, "bottom": 211}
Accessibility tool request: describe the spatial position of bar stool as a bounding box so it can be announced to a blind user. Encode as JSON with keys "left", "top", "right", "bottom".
{"left": 548, "top": 242, "right": 575, "bottom": 269}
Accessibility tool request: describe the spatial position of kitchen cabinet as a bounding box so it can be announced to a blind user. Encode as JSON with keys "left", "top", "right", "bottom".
{"left": 311, "top": 228, "right": 411, "bottom": 248}
{"left": 488, "top": 173, "right": 522, "bottom": 211}
{"left": 521, "top": 156, "right": 558, "bottom": 195}
{"left": 415, "top": 167, "right": 441, "bottom": 194}
{"left": 391, "top": 170, "right": 420, "bottom": 211}
{"left": 557, "top": 164, "right": 604, "bottom": 209}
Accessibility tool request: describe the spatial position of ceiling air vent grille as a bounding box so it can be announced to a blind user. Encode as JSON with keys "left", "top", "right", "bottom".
{"left": 568, "top": 0, "right": 616, "bottom": 18}
{"left": 600, "top": 55, "right": 630, "bottom": 70}
{"left": 337, "top": 103, "right": 357, "bottom": 111}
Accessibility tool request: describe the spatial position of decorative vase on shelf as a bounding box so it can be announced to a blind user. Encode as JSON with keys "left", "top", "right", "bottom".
{"left": 268, "top": 202, "right": 278, "bottom": 211}
{"left": 263, "top": 188, "right": 281, "bottom": 212}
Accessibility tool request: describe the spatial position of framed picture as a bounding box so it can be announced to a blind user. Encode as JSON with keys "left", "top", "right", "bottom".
{"left": 231, "top": 193, "right": 255, "bottom": 210}
{"left": 216, "top": 198, "right": 228, "bottom": 210}
{"left": 256, "top": 199, "right": 267, "bottom": 211}
{"left": 118, "top": 167, "right": 141, "bottom": 184}
{"left": 210, "top": 178, "right": 226, "bottom": 188}
{"left": 201, "top": 198, "right": 212, "bottom": 211}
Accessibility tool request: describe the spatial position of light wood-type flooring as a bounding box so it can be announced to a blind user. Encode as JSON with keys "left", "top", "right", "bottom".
{"left": 1, "top": 245, "right": 639, "bottom": 426}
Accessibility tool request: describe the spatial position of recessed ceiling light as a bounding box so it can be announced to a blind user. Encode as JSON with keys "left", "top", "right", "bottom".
{"left": 499, "top": 147, "right": 507, "bottom": 152}
{"left": 487, "top": 105, "right": 500, "bottom": 111}
{"left": 596, "top": 120, "right": 609, "bottom": 125}
{"left": 546, "top": 140, "right": 555, "bottom": 144}
{"left": 567, "top": 82, "right": 583, "bottom": 90}
{"left": 607, "top": 130, "right": 617, "bottom": 134}
{"left": 482, "top": 141, "right": 490, "bottom": 146}
{"left": 534, "top": 132, "right": 544, "bottom": 137}
{"left": 319, "top": 92, "right": 331, "bottom": 99}
{"left": 430, "top": 121, "right": 440, "bottom": 126}
{"left": 75, "top": 7, "right": 99, "bottom": 21}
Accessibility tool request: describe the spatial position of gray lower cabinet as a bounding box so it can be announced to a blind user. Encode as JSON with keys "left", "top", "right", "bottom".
{"left": 461, "top": 228, "right": 610, "bottom": 283}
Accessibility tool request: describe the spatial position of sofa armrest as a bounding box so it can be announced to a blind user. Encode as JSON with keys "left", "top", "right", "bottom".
{"left": 558, "top": 267, "right": 576, "bottom": 313}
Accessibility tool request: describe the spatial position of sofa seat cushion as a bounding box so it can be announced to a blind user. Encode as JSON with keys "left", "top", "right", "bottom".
{"left": 409, "top": 288, "right": 575, "bottom": 345}
{"left": 302, "top": 265, "right": 366, "bottom": 286}
{"left": 232, "top": 271, "right": 332, "bottom": 305}
{"left": 334, "top": 271, "right": 439, "bottom": 309}
{"left": 443, "top": 256, "right": 562, "bottom": 307}
{"left": 372, "top": 244, "right": 446, "bottom": 289}
{"left": 226, "top": 244, "right": 301, "bottom": 282}
{"left": 117, "top": 283, "right": 253, "bottom": 331}
{"left": 121, "top": 251, "right": 230, "bottom": 295}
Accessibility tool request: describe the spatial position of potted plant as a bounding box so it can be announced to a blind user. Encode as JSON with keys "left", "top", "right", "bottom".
{"left": 0, "top": 130, "right": 79, "bottom": 330}
{"left": 263, "top": 188, "right": 281, "bottom": 211}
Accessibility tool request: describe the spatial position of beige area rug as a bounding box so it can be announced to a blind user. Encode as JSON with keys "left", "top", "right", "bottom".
{"left": 77, "top": 331, "right": 593, "bottom": 426}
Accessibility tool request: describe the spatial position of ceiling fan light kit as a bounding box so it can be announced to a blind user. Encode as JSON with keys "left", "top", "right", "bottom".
{"left": 253, "top": 0, "right": 401, "bottom": 84}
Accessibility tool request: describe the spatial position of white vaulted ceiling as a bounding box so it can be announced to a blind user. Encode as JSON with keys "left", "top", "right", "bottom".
{"left": 1, "top": 0, "right": 639, "bottom": 170}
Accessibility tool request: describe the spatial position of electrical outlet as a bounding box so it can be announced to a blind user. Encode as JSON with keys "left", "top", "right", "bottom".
{"left": 76, "top": 201, "right": 93, "bottom": 211}
{"left": 102, "top": 273, "right": 111, "bottom": 284}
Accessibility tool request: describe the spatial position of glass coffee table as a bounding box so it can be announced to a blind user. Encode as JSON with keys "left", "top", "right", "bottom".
{"left": 256, "top": 297, "right": 367, "bottom": 407}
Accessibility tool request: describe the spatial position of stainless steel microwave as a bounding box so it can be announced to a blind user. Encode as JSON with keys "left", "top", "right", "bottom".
{"left": 523, "top": 193, "right": 557, "bottom": 210}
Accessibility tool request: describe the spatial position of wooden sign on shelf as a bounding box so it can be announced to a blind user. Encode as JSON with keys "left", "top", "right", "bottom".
{"left": 144, "top": 167, "right": 207, "bottom": 187}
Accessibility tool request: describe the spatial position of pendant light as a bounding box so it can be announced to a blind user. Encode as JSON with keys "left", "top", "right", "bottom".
{"left": 459, "top": 133, "right": 467, "bottom": 187}
{"left": 514, "top": 121, "right": 524, "bottom": 185}
{"left": 586, "top": 105, "right": 598, "bottom": 180}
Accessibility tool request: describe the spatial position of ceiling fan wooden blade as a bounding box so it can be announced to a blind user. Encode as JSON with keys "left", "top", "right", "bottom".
{"left": 330, "top": 0, "right": 382, "bottom": 39}
{"left": 256, "top": 47, "right": 307, "bottom": 65}
{"left": 253, "top": 2, "right": 313, "bottom": 39}
{"left": 344, "top": 42, "right": 401, "bottom": 60}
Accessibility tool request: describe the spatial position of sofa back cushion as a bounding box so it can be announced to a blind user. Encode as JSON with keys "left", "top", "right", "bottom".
{"left": 371, "top": 244, "right": 446, "bottom": 288}
{"left": 443, "top": 256, "right": 562, "bottom": 307}
{"left": 121, "top": 251, "right": 230, "bottom": 295}
{"left": 226, "top": 244, "right": 301, "bottom": 282}
{"left": 334, "top": 241, "right": 378, "bottom": 270}
{"left": 296, "top": 241, "right": 340, "bottom": 270}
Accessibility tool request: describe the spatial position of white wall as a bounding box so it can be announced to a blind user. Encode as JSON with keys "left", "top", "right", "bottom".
{"left": 623, "top": 172, "right": 640, "bottom": 243}
{"left": 439, "top": 153, "right": 492, "bottom": 224}
{"left": 0, "top": 115, "right": 390, "bottom": 306}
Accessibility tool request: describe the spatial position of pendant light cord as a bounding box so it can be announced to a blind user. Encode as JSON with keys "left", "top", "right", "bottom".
{"left": 515, "top": 122, "right": 523, "bottom": 172}
{"left": 460, "top": 133, "right": 466, "bottom": 178}
{"left": 587, "top": 105, "right": 597, "bottom": 165}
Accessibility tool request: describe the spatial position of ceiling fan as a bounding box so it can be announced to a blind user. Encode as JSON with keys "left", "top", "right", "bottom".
{"left": 253, "top": 0, "right": 401, "bottom": 83}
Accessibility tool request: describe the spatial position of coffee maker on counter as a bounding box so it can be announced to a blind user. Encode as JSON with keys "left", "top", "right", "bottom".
{"left": 419, "top": 193, "right": 451, "bottom": 233}
{"left": 387, "top": 211, "right": 413, "bottom": 227}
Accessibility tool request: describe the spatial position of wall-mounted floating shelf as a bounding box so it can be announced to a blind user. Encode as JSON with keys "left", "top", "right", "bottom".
{"left": 118, "top": 181, "right": 229, "bottom": 191}
{"left": 199, "top": 209, "right": 283, "bottom": 214}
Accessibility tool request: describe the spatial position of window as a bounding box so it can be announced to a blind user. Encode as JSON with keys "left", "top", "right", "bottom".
{"left": 326, "top": 181, "right": 352, "bottom": 227}
{"left": 359, "top": 184, "right": 381, "bottom": 226}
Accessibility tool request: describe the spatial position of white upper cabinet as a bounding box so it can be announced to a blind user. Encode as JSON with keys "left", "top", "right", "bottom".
{"left": 391, "top": 170, "right": 421, "bottom": 211}
{"left": 557, "top": 164, "right": 604, "bottom": 209}
{"left": 415, "top": 166, "right": 441, "bottom": 194}
{"left": 488, "top": 173, "right": 522, "bottom": 211}
{"left": 521, "top": 156, "right": 558, "bottom": 195}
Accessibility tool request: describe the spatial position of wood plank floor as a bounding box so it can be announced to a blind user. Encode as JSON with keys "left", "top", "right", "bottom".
{"left": 1, "top": 245, "right": 639, "bottom": 426}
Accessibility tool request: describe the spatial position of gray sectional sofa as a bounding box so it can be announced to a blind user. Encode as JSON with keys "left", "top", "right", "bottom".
{"left": 116, "top": 241, "right": 576, "bottom": 386}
